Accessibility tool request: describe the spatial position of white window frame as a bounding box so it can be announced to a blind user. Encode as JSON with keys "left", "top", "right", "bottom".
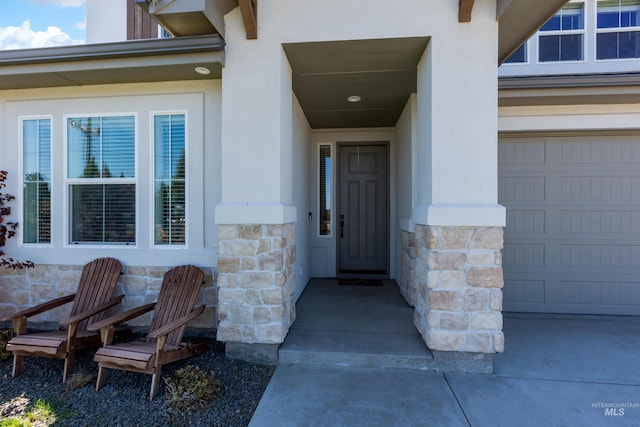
{"left": 595, "top": 0, "right": 640, "bottom": 61}
{"left": 19, "top": 115, "right": 53, "bottom": 247}
{"left": 63, "top": 112, "right": 139, "bottom": 248}
{"left": 538, "top": 0, "right": 587, "bottom": 63}
{"left": 150, "top": 110, "right": 189, "bottom": 248}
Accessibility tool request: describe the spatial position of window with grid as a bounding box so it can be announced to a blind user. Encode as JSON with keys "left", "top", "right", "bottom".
{"left": 22, "top": 118, "right": 51, "bottom": 244}
{"left": 504, "top": 43, "right": 528, "bottom": 63}
{"left": 154, "top": 114, "right": 186, "bottom": 246}
{"left": 597, "top": 0, "right": 640, "bottom": 59}
{"left": 539, "top": 2, "right": 585, "bottom": 62}
{"left": 67, "top": 116, "right": 136, "bottom": 244}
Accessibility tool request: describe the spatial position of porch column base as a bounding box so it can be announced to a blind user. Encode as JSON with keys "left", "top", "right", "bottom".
{"left": 216, "top": 223, "right": 297, "bottom": 349}
{"left": 225, "top": 342, "right": 279, "bottom": 365}
{"left": 433, "top": 351, "right": 493, "bottom": 374}
{"left": 409, "top": 225, "right": 505, "bottom": 354}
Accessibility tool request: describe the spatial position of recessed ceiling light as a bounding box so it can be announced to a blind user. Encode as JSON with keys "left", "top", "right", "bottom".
{"left": 347, "top": 95, "right": 362, "bottom": 103}
{"left": 195, "top": 66, "right": 211, "bottom": 75}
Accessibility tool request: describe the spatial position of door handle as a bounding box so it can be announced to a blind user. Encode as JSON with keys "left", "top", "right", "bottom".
{"left": 340, "top": 214, "right": 345, "bottom": 238}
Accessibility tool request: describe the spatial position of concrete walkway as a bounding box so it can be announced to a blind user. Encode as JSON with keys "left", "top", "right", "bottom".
{"left": 249, "top": 281, "right": 640, "bottom": 426}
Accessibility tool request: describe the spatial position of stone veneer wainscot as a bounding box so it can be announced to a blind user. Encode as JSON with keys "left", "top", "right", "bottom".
{"left": 401, "top": 225, "right": 504, "bottom": 355}
{"left": 216, "top": 223, "right": 296, "bottom": 351}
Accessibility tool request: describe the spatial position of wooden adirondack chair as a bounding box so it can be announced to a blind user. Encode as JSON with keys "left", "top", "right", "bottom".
{"left": 2, "top": 257, "right": 123, "bottom": 382}
{"left": 88, "top": 264, "right": 207, "bottom": 400}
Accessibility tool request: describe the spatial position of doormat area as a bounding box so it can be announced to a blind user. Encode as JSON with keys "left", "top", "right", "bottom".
{"left": 338, "top": 278, "right": 384, "bottom": 286}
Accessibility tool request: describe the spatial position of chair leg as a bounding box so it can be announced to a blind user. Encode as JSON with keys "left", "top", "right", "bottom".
{"left": 63, "top": 353, "right": 75, "bottom": 383}
{"left": 96, "top": 366, "right": 108, "bottom": 391}
{"left": 150, "top": 366, "right": 162, "bottom": 401}
{"left": 12, "top": 354, "right": 24, "bottom": 378}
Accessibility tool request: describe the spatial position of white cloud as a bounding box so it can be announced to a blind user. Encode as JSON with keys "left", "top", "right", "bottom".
{"left": 29, "top": 0, "right": 86, "bottom": 8}
{"left": 74, "top": 19, "right": 86, "bottom": 31}
{"left": 0, "top": 20, "right": 82, "bottom": 50}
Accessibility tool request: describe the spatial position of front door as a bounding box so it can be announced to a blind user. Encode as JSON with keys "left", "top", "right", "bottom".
{"left": 338, "top": 144, "right": 388, "bottom": 276}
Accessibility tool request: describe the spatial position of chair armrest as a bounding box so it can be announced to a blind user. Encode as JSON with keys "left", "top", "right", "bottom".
{"left": 86, "top": 302, "right": 156, "bottom": 332}
{"left": 59, "top": 295, "right": 125, "bottom": 327}
{"left": 148, "top": 305, "right": 206, "bottom": 340}
{"left": 0, "top": 294, "right": 76, "bottom": 322}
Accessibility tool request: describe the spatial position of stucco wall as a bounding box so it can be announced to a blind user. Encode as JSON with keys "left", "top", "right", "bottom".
{"left": 218, "top": 0, "right": 504, "bottom": 229}
{"left": 292, "top": 95, "right": 311, "bottom": 300}
{"left": 0, "top": 80, "right": 221, "bottom": 268}
{"left": 86, "top": 0, "right": 129, "bottom": 43}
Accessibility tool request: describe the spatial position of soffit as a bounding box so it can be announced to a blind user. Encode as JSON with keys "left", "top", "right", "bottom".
{"left": 284, "top": 37, "right": 429, "bottom": 129}
{"left": 497, "top": 0, "right": 570, "bottom": 64}
{"left": 0, "top": 35, "right": 224, "bottom": 90}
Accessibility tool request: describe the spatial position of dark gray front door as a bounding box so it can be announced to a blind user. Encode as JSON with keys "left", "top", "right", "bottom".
{"left": 338, "top": 144, "right": 388, "bottom": 275}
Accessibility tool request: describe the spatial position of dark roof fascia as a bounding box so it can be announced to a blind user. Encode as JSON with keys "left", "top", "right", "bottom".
{"left": 499, "top": 72, "right": 640, "bottom": 90}
{"left": 0, "top": 34, "right": 224, "bottom": 67}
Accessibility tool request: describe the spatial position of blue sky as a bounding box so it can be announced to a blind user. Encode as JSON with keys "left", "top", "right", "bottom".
{"left": 0, "top": 0, "right": 86, "bottom": 50}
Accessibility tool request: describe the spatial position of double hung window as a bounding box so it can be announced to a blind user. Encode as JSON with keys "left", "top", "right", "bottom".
{"left": 66, "top": 116, "right": 136, "bottom": 244}
{"left": 539, "top": 2, "right": 585, "bottom": 62}
{"left": 22, "top": 118, "right": 52, "bottom": 244}
{"left": 597, "top": 0, "right": 640, "bottom": 59}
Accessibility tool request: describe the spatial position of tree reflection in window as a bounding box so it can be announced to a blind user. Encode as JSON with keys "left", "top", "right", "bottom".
{"left": 154, "top": 114, "right": 186, "bottom": 245}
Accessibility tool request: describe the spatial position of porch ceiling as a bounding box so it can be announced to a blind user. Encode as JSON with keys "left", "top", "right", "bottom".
{"left": 283, "top": 38, "right": 429, "bottom": 129}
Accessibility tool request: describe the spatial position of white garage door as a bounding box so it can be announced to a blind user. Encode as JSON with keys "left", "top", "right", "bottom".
{"left": 499, "top": 134, "right": 640, "bottom": 315}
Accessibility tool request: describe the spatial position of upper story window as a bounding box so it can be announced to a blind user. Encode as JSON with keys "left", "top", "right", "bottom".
{"left": 539, "top": 2, "right": 585, "bottom": 62}
{"left": 66, "top": 116, "right": 136, "bottom": 245}
{"left": 504, "top": 43, "right": 528, "bottom": 64}
{"left": 22, "top": 118, "right": 51, "bottom": 244}
{"left": 596, "top": 0, "right": 640, "bottom": 59}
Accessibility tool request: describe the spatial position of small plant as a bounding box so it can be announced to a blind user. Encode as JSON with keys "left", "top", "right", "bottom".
{"left": 65, "top": 372, "right": 96, "bottom": 392}
{"left": 164, "top": 365, "right": 221, "bottom": 419}
{"left": 0, "top": 329, "right": 12, "bottom": 361}
{"left": 0, "top": 170, "right": 33, "bottom": 269}
{"left": 0, "top": 417, "right": 23, "bottom": 427}
{"left": 25, "top": 399, "right": 56, "bottom": 425}
{"left": 0, "top": 398, "right": 71, "bottom": 427}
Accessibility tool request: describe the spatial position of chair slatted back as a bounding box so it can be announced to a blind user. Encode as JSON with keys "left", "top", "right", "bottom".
{"left": 148, "top": 265, "right": 204, "bottom": 347}
{"left": 69, "top": 257, "right": 123, "bottom": 332}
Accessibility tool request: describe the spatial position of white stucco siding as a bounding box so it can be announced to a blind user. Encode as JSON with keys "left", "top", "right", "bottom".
{"left": 396, "top": 94, "right": 418, "bottom": 233}
{"left": 86, "top": 0, "right": 129, "bottom": 43}
{"left": 218, "top": 0, "right": 505, "bottom": 229}
{"left": 413, "top": 0, "right": 505, "bottom": 227}
{"left": 292, "top": 95, "right": 311, "bottom": 301}
{"left": 0, "top": 80, "right": 221, "bottom": 267}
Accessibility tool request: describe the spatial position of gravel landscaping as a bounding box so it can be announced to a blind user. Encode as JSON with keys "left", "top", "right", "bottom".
{"left": 0, "top": 333, "right": 275, "bottom": 427}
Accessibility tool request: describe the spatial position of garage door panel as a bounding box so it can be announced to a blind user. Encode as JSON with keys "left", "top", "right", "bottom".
{"left": 503, "top": 278, "right": 546, "bottom": 305}
{"left": 560, "top": 138, "right": 640, "bottom": 164}
{"left": 559, "top": 210, "right": 640, "bottom": 234}
{"left": 505, "top": 210, "right": 546, "bottom": 235}
{"left": 498, "top": 139, "right": 546, "bottom": 165}
{"left": 503, "top": 243, "right": 545, "bottom": 267}
{"left": 499, "top": 176, "right": 546, "bottom": 201}
{"left": 499, "top": 135, "right": 640, "bottom": 315}
{"left": 559, "top": 280, "right": 640, "bottom": 307}
{"left": 560, "top": 243, "right": 640, "bottom": 270}
{"left": 560, "top": 176, "right": 640, "bottom": 202}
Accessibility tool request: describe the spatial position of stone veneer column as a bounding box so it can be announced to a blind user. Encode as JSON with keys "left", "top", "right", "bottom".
{"left": 412, "top": 225, "right": 504, "bottom": 360}
{"left": 400, "top": 231, "right": 419, "bottom": 307}
{"left": 216, "top": 223, "right": 296, "bottom": 363}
